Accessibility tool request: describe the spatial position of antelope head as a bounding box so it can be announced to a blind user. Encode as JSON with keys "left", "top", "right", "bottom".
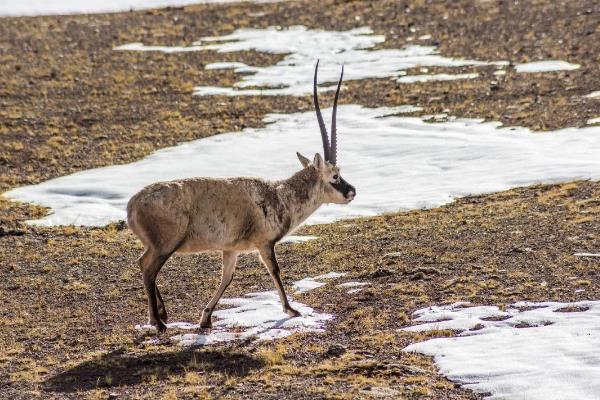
{"left": 297, "top": 61, "right": 356, "bottom": 205}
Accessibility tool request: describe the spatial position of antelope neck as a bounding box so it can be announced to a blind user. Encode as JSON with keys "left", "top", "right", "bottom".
{"left": 277, "top": 167, "right": 325, "bottom": 228}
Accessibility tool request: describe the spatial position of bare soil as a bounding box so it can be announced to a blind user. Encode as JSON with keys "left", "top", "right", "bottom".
{"left": 1, "top": 0, "right": 599, "bottom": 191}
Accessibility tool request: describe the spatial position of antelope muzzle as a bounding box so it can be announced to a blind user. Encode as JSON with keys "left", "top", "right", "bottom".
{"left": 333, "top": 177, "right": 356, "bottom": 202}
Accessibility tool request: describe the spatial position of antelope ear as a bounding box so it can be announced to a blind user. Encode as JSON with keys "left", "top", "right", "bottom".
{"left": 313, "top": 153, "right": 324, "bottom": 169}
{"left": 296, "top": 152, "right": 311, "bottom": 168}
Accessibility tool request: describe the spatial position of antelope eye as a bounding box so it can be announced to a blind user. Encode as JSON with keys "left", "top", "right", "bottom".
{"left": 333, "top": 174, "right": 339, "bottom": 180}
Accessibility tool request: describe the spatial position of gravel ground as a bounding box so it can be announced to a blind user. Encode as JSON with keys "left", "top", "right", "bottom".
{"left": 1, "top": 1, "right": 599, "bottom": 398}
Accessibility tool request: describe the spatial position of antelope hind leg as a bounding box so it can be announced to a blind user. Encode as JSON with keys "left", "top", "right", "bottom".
{"left": 138, "top": 249, "right": 171, "bottom": 332}
{"left": 156, "top": 286, "right": 167, "bottom": 322}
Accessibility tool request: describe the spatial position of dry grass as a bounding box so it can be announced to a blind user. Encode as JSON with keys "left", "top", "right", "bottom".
{"left": 1, "top": 0, "right": 599, "bottom": 193}
{"left": 2, "top": 180, "right": 600, "bottom": 398}
{"left": 1, "top": 0, "right": 600, "bottom": 398}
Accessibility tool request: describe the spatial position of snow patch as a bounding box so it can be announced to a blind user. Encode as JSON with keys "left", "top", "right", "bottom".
{"left": 403, "top": 301, "right": 600, "bottom": 399}
{"left": 205, "top": 62, "right": 251, "bottom": 70}
{"left": 587, "top": 117, "right": 600, "bottom": 125}
{"left": 137, "top": 274, "right": 339, "bottom": 346}
{"left": 279, "top": 235, "right": 318, "bottom": 244}
{"left": 314, "top": 272, "right": 347, "bottom": 279}
{"left": 398, "top": 72, "right": 479, "bottom": 83}
{"left": 7, "top": 105, "right": 600, "bottom": 227}
{"left": 291, "top": 279, "right": 326, "bottom": 293}
{"left": 0, "top": 0, "right": 280, "bottom": 17}
{"left": 574, "top": 253, "right": 600, "bottom": 257}
{"left": 293, "top": 272, "right": 347, "bottom": 293}
{"left": 115, "top": 26, "right": 506, "bottom": 96}
{"left": 338, "top": 281, "right": 370, "bottom": 288}
{"left": 347, "top": 288, "right": 364, "bottom": 294}
{"left": 515, "top": 60, "right": 580, "bottom": 73}
{"left": 338, "top": 281, "right": 370, "bottom": 294}
{"left": 585, "top": 91, "right": 600, "bottom": 99}
{"left": 114, "top": 42, "right": 203, "bottom": 53}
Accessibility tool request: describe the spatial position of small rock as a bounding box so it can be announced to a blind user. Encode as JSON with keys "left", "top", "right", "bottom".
{"left": 470, "top": 323, "right": 485, "bottom": 331}
{"left": 360, "top": 386, "right": 400, "bottom": 398}
{"left": 0, "top": 227, "right": 25, "bottom": 237}
{"left": 369, "top": 268, "right": 395, "bottom": 278}
{"left": 409, "top": 272, "right": 425, "bottom": 280}
{"left": 326, "top": 344, "right": 346, "bottom": 357}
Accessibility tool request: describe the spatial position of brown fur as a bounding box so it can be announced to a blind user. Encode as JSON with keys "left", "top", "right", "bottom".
{"left": 127, "top": 154, "right": 355, "bottom": 331}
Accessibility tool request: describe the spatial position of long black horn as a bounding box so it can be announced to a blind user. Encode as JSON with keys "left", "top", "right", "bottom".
{"left": 330, "top": 65, "right": 344, "bottom": 165}
{"left": 313, "top": 60, "right": 330, "bottom": 162}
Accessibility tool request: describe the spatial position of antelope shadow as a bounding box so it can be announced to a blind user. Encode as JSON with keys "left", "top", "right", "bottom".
{"left": 44, "top": 346, "right": 264, "bottom": 393}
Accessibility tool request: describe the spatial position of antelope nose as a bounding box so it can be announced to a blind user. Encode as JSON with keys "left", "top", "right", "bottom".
{"left": 347, "top": 187, "right": 356, "bottom": 201}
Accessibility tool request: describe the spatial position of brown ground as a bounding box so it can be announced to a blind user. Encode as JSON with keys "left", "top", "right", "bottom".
{"left": 1, "top": 0, "right": 599, "bottom": 191}
{"left": 1, "top": 0, "right": 600, "bottom": 399}
{"left": 2, "top": 181, "right": 600, "bottom": 399}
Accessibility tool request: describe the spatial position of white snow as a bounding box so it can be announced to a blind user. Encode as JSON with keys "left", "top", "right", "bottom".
{"left": 291, "top": 279, "right": 326, "bottom": 293}
{"left": 293, "top": 272, "right": 347, "bottom": 293}
{"left": 279, "top": 235, "right": 318, "bottom": 244}
{"left": 115, "top": 26, "right": 507, "bottom": 96}
{"left": 205, "top": 62, "right": 251, "bottom": 70}
{"left": 585, "top": 91, "right": 600, "bottom": 98}
{"left": 398, "top": 73, "right": 479, "bottom": 83}
{"left": 115, "top": 42, "right": 203, "bottom": 53}
{"left": 136, "top": 273, "right": 341, "bottom": 345}
{"left": 0, "top": 0, "right": 280, "bottom": 17}
{"left": 338, "top": 281, "right": 369, "bottom": 288}
{"left": 347, "top": 288, "right": 364, "bottom": 294}
{"left": 587, "top": 117, "right": 600, "bottom": 125}
{"left": 514, "top": 60, "right": 580, "bottom": 73}
{"left": 403, "top": 301, "right": 600, "bottom": 399}
{"left": 338, "top": 281, "right": 370, "bottom": 294}
{"left": 139, "top": 293, "right": 331, "bottom": 345}
{"left": 7, "top": 105, "right": 600, "bottom": 227}
{"left": 314, "top": 272, "right": 347, "bottom": 279}
{"left": 574, "top": 253, "right": 600, "bottom": 257}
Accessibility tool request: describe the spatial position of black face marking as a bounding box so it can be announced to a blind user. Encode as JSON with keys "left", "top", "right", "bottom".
{"left": 331, "top": 176, "right": 356, "bottom": 199}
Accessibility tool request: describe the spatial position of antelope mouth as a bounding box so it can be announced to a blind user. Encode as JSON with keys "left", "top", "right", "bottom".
{"left": 345, "top": 191, "right": 356, "bottom": 203}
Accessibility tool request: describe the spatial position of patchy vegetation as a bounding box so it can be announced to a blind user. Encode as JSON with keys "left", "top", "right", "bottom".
{"left": 1, "top": 0, "right": 599, "bottom": 398}
{"left": 2, "top": 180, "right": 600, "bottom": 398}
{"left": 1, "top": 0, "right": 599, "bottom": 191}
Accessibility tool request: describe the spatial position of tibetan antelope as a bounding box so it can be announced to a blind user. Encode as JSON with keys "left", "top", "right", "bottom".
{"left": 127, "top": 61, "right": 355, "bottom": 332}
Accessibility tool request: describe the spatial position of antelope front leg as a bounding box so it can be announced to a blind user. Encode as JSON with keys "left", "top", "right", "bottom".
{"left": 258, "top": 244, "right": 301, "bottom": 318}
{"left": 200, "top": 250, "right": 238, "bottom": 328}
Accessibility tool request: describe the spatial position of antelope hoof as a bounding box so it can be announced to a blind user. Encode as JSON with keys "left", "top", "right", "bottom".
{"left": 158, "top": 308, "right": 168, "bottom": 323}
{"left": 200, "top": 317, "right": 212, "bottom": 329}
{"left": 200, "top": 319, "right": 212, "bottom": 329}
{"left": 285, "top": 307, "right": 301, "bottom": 318}
{"left": 153, "top": 320, "right": 167, "bottom": 333}
{"left": 200, "top": 309, "right": 212, "bottom": 329}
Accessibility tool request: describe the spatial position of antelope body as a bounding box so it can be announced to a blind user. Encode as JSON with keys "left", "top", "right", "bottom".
{"left": 127, "top": 62, "right": 355, "bottom": 332}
